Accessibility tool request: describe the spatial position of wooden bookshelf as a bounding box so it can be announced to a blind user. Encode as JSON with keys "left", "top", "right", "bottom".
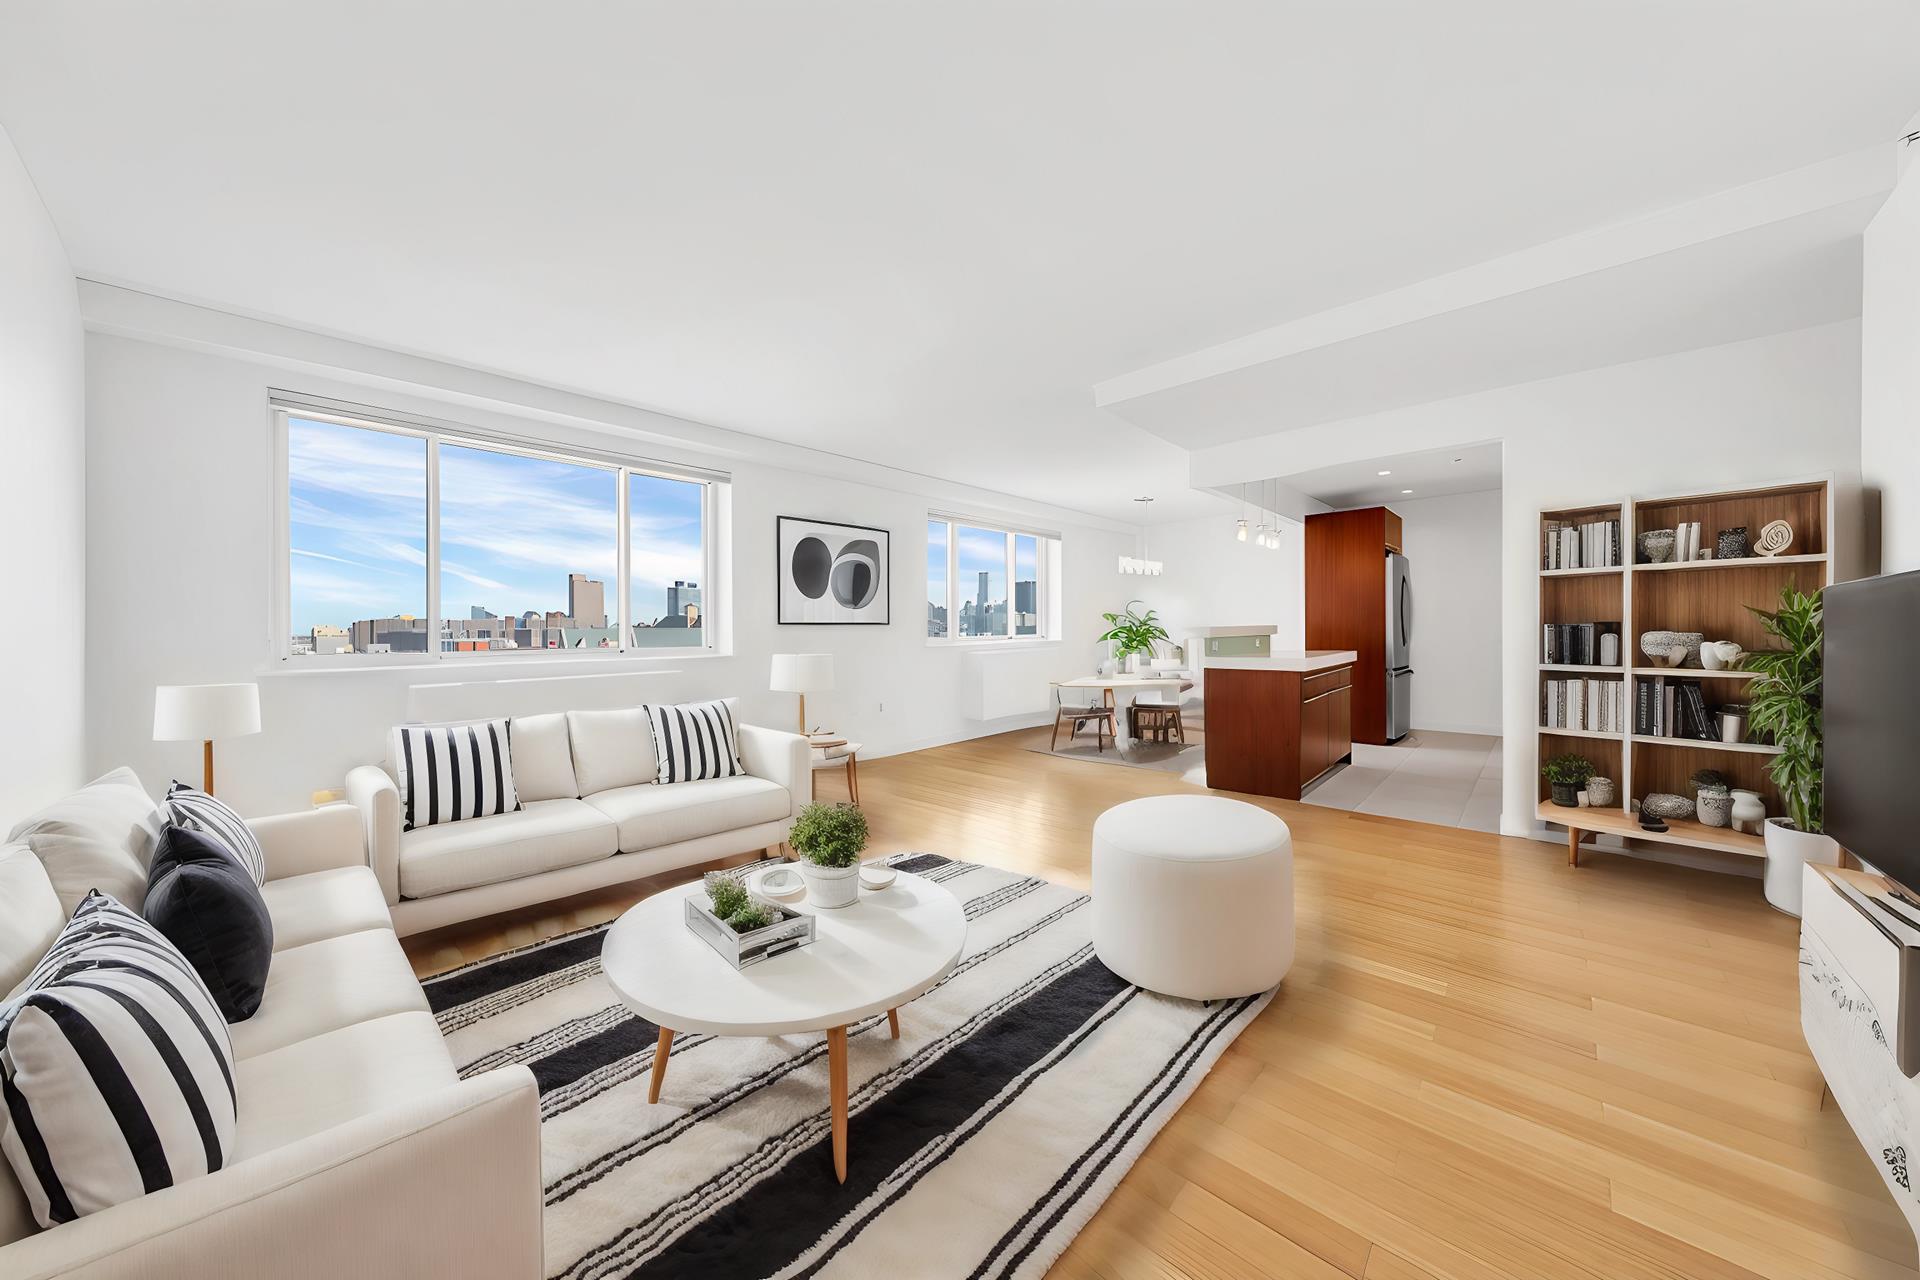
{"left": 1535, "top": 478, "right": 1835, "bottom": 866}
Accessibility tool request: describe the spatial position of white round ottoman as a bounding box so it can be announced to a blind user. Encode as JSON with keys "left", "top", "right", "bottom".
{"left": 1091, "top": 795, "right": 1294, "bottom": 1000}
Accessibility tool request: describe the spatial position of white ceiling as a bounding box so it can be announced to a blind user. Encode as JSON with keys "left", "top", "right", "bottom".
{"left": 1273, "top": 441, "right": 1504, "bottom": 511}
{"left": 2, "top": 2, "right": 1917, "bottom": 522}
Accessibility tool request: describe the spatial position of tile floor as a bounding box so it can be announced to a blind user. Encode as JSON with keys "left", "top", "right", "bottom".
{"left": 1300, "top": 729, "right": 1503, "bottom": 832}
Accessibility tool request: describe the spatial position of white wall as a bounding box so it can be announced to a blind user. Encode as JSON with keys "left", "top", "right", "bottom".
{"left": 1190, "top": 319, "right": 1865, "bottom": 837}
{"left": 0, "top": 125, "right": 85, "bottom": 818}
{"left": 1393, "top": 489, "right": 1502, "bottom": 736}
{"left": 1146, "top": 510, "right": 1307, "bottom": 663}
{"left": 83, "top": 297, "right": 1136, "bottom": 816}
{"left": 1863, "top": 125, "right": 1920, "bottom": 574}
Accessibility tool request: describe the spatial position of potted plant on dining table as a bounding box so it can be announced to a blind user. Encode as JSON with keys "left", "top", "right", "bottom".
{"left": 1098, "top": 603, "right": 1171, "bottom": 674}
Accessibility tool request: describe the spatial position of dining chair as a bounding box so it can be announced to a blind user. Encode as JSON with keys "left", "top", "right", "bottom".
{"left": 1050, "top": 683, "right": 1116, "bottom": 752}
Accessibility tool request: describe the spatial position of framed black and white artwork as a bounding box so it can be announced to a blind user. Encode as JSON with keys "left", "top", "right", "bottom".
{"left": 777, "top": 517, "right": 891, "bottom": 625}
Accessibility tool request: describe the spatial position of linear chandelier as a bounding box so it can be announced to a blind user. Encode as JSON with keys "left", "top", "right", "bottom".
{"left": 1119, "top": 496, "right": 1162, "bottom": 575}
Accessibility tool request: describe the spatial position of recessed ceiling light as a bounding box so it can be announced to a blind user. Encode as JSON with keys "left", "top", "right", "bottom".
{"left": 1401, "top": 489, "right": 1413, "bottom": 495}
{"left": 1376, "top": 470, "right": 1392, "bottom": 476}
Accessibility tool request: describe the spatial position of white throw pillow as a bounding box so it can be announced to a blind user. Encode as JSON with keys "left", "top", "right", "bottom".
{"left": 509, "top": 712, "right": 579, "bottom": 803}
{"left": 565, "top": 708, "right": 658, "bottom": 795}
{"left": 0, "top": 843, "right": 63, "bottom": 999}
{"left": 0, "top": 892, "right": 237, "bottom": 1228}
{"left": 6, "top": 767, "right": 165, "bottom": 914}
{"left": 648, "top": 698, "right": 746, "bottom": 784}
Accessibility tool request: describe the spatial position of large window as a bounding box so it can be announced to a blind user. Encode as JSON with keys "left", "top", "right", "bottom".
{"left": 926, "top": 516, "right": 1054, "bottom": 641}
{"left": 281, "top": 403, "right": 715, "bottom": 658}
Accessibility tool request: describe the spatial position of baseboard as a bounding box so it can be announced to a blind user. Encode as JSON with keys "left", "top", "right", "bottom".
{"left": 853, "top": 712, "right": 1054, "bottom": 762}
{"left": 1411, "top": 720, "right": 1503, "bottom": 738}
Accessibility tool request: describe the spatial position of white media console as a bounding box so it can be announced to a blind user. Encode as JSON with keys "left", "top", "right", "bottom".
{"left": 1801, "top": 863, "right": 1920, "bottom": 1238}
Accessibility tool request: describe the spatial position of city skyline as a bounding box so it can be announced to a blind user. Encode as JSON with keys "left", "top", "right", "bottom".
{"left": 288, "top": 415, "right": 704, "bottom": 637}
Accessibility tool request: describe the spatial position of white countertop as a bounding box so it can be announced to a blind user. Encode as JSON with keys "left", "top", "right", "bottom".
{"left": 1200, "top": 649, "right": 1358, "bottom": 673}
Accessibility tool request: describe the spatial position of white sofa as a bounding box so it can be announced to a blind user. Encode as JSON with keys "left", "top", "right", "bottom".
{"left": 0, "top": 770, "right": 542, "bottom": 1280}
{"left": 347, "top": 705, "right": 812, "bottom": 936}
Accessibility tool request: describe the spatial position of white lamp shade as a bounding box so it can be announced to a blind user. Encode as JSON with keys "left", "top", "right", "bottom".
{"left": 153, "top": 683, "right": 262, "bottom": 742}
{"left": 769, "top": 653, "right": 834, "bottom": 694}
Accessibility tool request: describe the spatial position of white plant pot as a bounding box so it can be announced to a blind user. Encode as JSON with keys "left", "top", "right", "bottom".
{"left": 1762, "top": 817, "right": 1840, "bottom": 916}
{"left": 798, "top": 860, "right": 861, "bottom": 909}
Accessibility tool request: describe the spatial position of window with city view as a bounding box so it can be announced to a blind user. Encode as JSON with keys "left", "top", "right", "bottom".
{"left": 925, "top": 516, "right": 1052, "bottom": 640}
{"left": 284, "top": 405, "right": 713, "bottom": 657}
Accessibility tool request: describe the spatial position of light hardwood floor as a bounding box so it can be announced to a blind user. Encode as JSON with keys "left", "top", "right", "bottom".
{"left": 402, "top": 727, "right": 1915, "bottom": 1280}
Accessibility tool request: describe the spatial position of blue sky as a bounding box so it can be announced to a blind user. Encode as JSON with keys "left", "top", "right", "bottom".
{"left": 288, "top": 417, "right": 703, "bottom": 634}
{"left": 924, "top": 520, "right": 1038, "bottom": 613}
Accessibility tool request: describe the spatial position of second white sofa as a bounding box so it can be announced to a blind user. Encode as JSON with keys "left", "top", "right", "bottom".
{"left": 347, "top": 702, "right": 811, "bottom": 936}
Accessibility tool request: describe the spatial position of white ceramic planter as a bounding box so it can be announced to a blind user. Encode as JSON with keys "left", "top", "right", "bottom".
{"left": 1762, "top": 817, "right": 1840, "bottom": 916}
{"left": 798, "top": 860, "right": 861, "bottom": 909}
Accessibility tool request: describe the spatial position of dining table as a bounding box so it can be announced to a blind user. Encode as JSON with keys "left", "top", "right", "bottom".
{"left": 1053, "top": 673, "right": 1194, "bottom": 744}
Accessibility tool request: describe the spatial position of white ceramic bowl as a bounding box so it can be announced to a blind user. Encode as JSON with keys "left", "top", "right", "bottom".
{"left": 754, "top": 867, "right": 807, "bottom": 901}
{"left": 859, "top": 862, "right": 898, "bottom": 890}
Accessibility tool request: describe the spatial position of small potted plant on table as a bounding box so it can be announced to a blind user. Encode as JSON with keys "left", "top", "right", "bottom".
{"left": 790, "top": 801, "right": 869, "bottom": 908}
{"left": 1097, "top": 603, "right": 1171, "bottom": 674}
{"left": 1746, "top": 586, "right": 1836, "bottom": 915}
{"left": 1542, "top": 753, "right": 1595, "bottom": 807}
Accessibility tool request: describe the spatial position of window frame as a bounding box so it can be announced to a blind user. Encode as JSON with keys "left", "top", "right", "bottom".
{"left": 924, "top": 512, "right": 1057, "bottom": 646}
{"left": 272, "top": 396, "right": 722, "bottom": 667}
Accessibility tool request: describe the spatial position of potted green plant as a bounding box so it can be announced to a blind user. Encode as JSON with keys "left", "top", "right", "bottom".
{"left": 789, "top": 801, "right": 869, "bottom": 908}
{"left": 1542, "top": 753, "right": 1595, "bottom": 807}
{"left": 1746, "top": 586, "right": 1836, "bottom": 915}
{"left": 1097, "top": 604, "right": 1171, "bottom": 674}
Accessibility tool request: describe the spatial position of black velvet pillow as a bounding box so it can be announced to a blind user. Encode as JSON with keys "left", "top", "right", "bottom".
{"left": 143, "top": 823, "right": 274, "bottom": 1021}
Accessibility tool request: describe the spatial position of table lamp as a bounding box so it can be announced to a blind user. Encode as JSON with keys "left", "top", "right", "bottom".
{"left": 153, "top": 683, "right": 261, "bottom": 795}
{"left": 769, "top": 654, "right": 833, "bottom": 736}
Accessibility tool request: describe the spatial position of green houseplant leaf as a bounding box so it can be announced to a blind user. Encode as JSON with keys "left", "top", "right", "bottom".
{"left": 789, "top": 801, "right": 870, "bottom": 869}
{"left": 1744, "top": 586, "right": 1824, "bottom": 833}
{"left": 1541, "top": 753, "right": 1596, "bottom": 786}
{"left": 1096, "top": 605, "right": 1171, "bottom": 659}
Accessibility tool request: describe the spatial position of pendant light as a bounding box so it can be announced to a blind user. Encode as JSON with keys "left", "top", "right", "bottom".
{"left": 1235, "top": 483, "right": 1249, "bottom": 542}
{"left": 1119, "top": 496, "right": 1163, "bottom": 576}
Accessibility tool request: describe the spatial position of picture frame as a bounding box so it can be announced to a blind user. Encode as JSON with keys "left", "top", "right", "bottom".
{"left": 776, "top": 516, "right": 891, "bottom": 625}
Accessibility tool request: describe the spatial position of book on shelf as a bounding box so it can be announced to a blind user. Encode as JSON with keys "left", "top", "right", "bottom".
{"left": 1541, "top": 676, "right": 1624, "bottom": 734}
{"left": 1541, "top": 620, "right": 1621, "bottom": 666}
{"left": 1542, "top": 517, "right": 1622, "bottom": 570}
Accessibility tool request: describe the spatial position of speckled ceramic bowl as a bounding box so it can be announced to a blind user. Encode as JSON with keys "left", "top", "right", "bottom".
{"left": 1585, "top": 777, "right": 1616, "bottom": 808}
{"left": 1696, "top": 788, "right": 1733, "bottom": 828}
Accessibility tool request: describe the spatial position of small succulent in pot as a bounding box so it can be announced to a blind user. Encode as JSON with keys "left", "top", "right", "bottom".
{"left": 789, "top": 802, "right": 870, "bottom": 908}
{"left": 703, "top": 871, "right": 777, "bottom": 933}
{"left": 1542, "top": 753, "right": 1595, "bottom": 808}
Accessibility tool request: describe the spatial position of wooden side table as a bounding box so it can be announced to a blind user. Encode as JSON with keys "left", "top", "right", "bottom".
{"left": 809, "top": 735, "right": 861, "bottom": 805}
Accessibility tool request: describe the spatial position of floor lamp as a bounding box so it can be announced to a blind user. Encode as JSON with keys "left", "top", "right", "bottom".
{"left": 154, "top": 683, "right": 262, "bottom": 795}
{"left": 770, "top": 654, "right": 834, "bottom": 736}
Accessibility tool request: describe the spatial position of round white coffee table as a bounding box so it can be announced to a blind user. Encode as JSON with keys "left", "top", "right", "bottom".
{"left": 601, "top": 869, "right": 965, "bottom": 1182}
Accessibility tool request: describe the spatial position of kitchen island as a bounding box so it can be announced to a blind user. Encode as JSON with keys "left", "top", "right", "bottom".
{"left": 1202, "top": 650, "right": 1359, "bottom": 800}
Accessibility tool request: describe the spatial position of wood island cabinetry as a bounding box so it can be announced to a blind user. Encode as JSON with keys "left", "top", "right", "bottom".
{"left": 1204, "top": 652, "right": 1357, "bottom": 801}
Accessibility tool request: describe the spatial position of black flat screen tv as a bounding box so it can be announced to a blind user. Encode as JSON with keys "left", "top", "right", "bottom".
{"left": 1824, "top": 569, "right": 1920, "bottom": 891}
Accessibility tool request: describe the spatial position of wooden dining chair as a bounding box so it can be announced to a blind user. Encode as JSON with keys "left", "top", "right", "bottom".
{"left": 1050, "top": 684, "right": 1116, "bottom": 753}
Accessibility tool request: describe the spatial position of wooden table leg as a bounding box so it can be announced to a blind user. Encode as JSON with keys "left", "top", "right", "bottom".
{"left": 886, "top": 1007, "right": 900, "bottom": 1039}
{"left": 847, "top": 755, "right": 860, "bottom": 805}
{"left": 649, "top": 1026, "right": 675, "bottom": 1103}
{"left": 826, "top": 1025, "right": 849, "bottom": 1183}
{"left": 1567, "top": 826, "right": 1581, "bottom": 869}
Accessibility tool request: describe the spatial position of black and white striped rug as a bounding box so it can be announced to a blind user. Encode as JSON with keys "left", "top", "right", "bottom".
{"left": 424, "top": 854, "right": 1273, "bottom": 1280}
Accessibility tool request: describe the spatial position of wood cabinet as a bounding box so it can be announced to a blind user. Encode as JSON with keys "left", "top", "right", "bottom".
{"left": 1305, "top": 506, "right": 1400, "bottom": 745}
{"left": 1205, "top": 661, "right": 1353, "bottom": 800}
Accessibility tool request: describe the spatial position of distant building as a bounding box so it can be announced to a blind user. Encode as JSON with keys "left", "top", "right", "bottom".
{"left": 665, "top": 580, "right": 701, "bottom": 622}
{"left": 568, "top": 574, "right": 606, "bottom": 628}
{"left": 1015, "top": 579, "right": 1035, "bottom": 614}
{"left": 470, "top": 606, "right": 497, "bottom": 621}
{"left": 310, "top": 624, "right": 350, "bottom": 655}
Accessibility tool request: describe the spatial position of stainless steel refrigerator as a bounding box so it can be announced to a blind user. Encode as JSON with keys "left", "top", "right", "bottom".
{"left": 1386, "top": 552, "right": 1412, "bottom": 741}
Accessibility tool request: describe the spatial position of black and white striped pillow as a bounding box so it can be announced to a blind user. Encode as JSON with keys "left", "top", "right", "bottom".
{"left": 391, "top": 719, "right": 519, "bottom": 831}
{"left": 0, "top": 891, "right": 236, "bottom": 1228}
{"left": 647, "top": 700, "right": 746, "bottom": 785}
{"left": 164, "top": 782, "right": 266, "bottom": 885}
